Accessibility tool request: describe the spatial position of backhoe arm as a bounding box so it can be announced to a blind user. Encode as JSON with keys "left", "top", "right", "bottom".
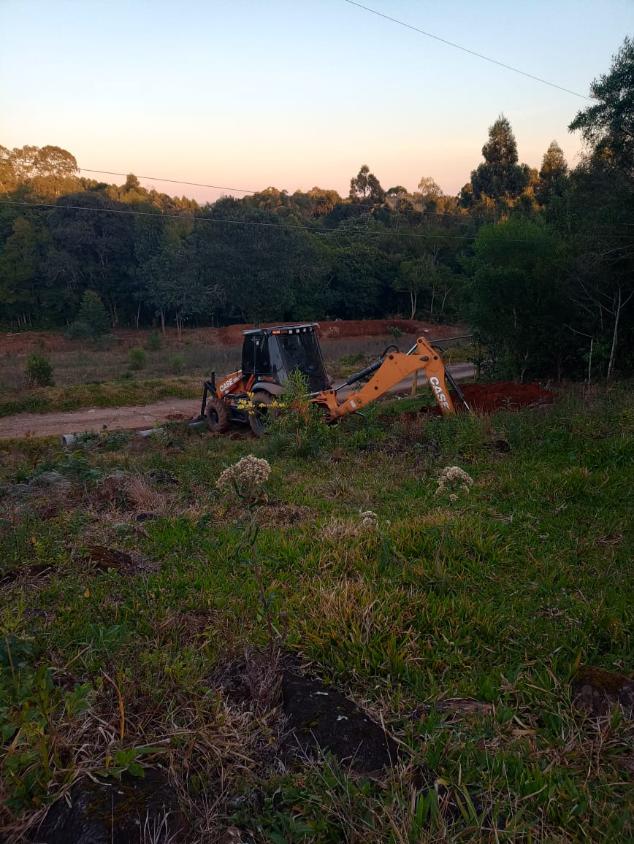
{"left": 317, "top": 336, "right": 456, "bottom": 419}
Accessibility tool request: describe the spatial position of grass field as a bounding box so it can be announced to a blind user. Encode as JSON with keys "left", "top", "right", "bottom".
{"left": 0, "top": 377, "right": 203, "bottom": 419}
{"left": 0, "top": 385, "right": 632, "bottom": 841}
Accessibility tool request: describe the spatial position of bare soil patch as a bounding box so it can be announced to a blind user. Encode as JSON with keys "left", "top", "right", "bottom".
{"left": 403, "top": 381, "right": 555, "bottom": 417}
{"left": 460, "top": 381, "right": 555, "bottom": 412}
{"left": 214, "top": 651, "right": 400, "bottom": 775}
{"left": 0, "top": 563, "right": 54, "bottom": 588}
{"left": 83, "top": 544, "right": 159, "bottom": 575}
{"left": 281, "top": 669, "right": 400, "bottom": 774}
{"left": 33, "top": 768, "right": 186, "bottom": 844}
{"left": 572, "top": 666, "right": 634, "bottom": 717}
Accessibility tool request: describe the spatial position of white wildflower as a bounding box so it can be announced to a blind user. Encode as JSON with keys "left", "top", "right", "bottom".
{"left": 436, "top": 465, "right": 474, "bottom": 496}
{"left": 216, "top": 454, "right": 271, "bottom": 500}
{"left": 359, "top": 510, "right": 379, "bottom": 529}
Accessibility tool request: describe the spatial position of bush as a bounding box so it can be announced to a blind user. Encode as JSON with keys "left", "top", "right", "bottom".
{"left": 146, "top": 331, "right": 162, "bottom": 351}
{"left": 128, "top": 347, "right": 146, "bottom": 371}
{"left": 169, "top": 353, "right": 185, "bottom": 374}
{"left": 265, "top": 369, "right": 333, "bottom": 458}
{"left": 76, "top": 290, "right": 110, "bottom": 337}
{"left": 25, "top": 354, "right": 54, "bottom": 387}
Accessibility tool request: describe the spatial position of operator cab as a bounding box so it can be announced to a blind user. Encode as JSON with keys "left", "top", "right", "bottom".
{"left": 241, "top": 324, "right": 330, "bottom": 392}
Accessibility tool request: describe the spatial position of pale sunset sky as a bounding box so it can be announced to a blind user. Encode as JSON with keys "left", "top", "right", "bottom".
{"left": 1, "top": 0, "right": 632, "bottom": 202}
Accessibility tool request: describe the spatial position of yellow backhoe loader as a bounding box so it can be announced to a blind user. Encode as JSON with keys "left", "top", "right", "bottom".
{"left": 198, "top": 323, "right": 470, "bottom": 435}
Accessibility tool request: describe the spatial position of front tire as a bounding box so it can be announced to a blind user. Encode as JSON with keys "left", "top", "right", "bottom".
{"left": 249, "top": 390, "right": 279, "bottom": 437}
{"left": 206, "top": 397, "right": 230, "bottom": 433}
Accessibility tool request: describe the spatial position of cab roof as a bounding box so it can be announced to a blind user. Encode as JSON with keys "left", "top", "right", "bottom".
{"left": 243, "top": 323, "right": 319, "bottom": 337}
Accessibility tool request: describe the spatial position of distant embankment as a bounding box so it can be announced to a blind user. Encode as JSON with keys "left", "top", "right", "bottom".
{"left": 0, "top": 320, "right": 466, "bottom": 355}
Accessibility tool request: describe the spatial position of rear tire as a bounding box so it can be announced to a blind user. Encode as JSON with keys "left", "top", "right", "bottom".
{"left": 206, "top": 397, "right": 230, "bottom": 433}
{"left": 249, "top": 390, "right": 279, "bottom": 437}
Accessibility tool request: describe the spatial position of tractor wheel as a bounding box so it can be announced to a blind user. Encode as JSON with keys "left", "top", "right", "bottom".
{"left": 249, "top": 390, "right": 279, "bottom": 437}
{"left": 205, "top": 397, "right": 230, "bottom": 433}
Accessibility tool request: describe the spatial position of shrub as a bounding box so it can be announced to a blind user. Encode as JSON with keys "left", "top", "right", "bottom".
{"left": 146, "top": 331, "right": 162, "bottom": 351}
{"left": 265, "top": 369, "right": 334, "bottom": 458}
{"left": 25, "top": 353, "right": 54, "bottom": 387}
{"left": 76, "top": 290, "right": 110, "bottom": 337}
{"left": 128, "top": 347, "right": 146, "bottom": 371}
{"left": 169, "top": 353, "right": 185, "bottom": 374}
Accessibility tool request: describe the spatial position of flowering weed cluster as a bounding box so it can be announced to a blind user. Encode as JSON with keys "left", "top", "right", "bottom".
{"left": 359, "top": 510, "right": 379, "bottom": 529}
{"left": 436, "top": 465, "right": 474, "bottom": 499}
{"left": 216, "top": 454, "right": 271, "bottom": 501}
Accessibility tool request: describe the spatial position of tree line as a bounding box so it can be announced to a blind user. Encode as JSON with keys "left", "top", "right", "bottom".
{"left": 0, "top": 38, "right": 632, "bottom": 380}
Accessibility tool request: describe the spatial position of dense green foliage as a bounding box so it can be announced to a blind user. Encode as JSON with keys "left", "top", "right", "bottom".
{"left": 72, "top": 290, "right": 110, "bottom": 338}
{"left": 25, "top": 353, "right": 54, "bottom": 388}
{"left": 1, "top": 40, "right": 633, "bottom": 379}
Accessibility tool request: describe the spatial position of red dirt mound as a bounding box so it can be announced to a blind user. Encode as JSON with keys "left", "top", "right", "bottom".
{"left": 459, "top": 382, "right": 554, "bottom": 412}
{"left": 400, "top": 381, "right": 555, "bottom": 421}
{"left": 216, "top": 319, "right": 462, "bottom": 346}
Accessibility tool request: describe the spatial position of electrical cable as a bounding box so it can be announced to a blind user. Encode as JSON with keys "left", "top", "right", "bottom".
{"left": 79, "top": 168, "right": 256, "bottom": 195}
{"left": 79, "top": 166, "right": 477, "bottom": 220}
{"left": 3, "top": 198, "right": 629, "bottom": 243}
{"left": 343, "top": 0, "right": 591, "bottom": 100}
{"left": 0, "top": 198, "right": 540, "bottom": 242}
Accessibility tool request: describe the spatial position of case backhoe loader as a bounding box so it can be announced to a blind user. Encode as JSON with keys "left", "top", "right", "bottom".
{"left": 198, "top": 323, "right": 469, "bottom": 435}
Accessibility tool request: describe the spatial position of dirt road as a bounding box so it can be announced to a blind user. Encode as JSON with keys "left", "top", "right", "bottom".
{"left": 0, "top": 364, "right": 475, "bottom": 440}
{"left": 0, "top": 399, "right": 198, "bottom": 440}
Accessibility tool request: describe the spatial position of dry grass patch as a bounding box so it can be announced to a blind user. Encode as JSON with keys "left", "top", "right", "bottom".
{"left": 91, "top": 472, "right": 171, "bottom": 516}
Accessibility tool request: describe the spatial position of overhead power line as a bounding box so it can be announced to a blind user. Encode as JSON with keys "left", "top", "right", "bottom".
{"left": 79, "top": 166, "right": 481, "bottom": 221}
{"left": 2, "top": 199, "right": 631, "bottom": 246}
{"left": 79, "top": 168, "right": 256, "bottom": 195}
{"left": 77, "top": 164, "right": 631, "bottom": 230}
{"left": 0, "top": 198, "right": 536, "bottom": 243}
{"left": 4, "top": 198, "right": 630, "bottom": 243}
{"left": 343, "top": 0, "right": 591, "bottom": 100}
